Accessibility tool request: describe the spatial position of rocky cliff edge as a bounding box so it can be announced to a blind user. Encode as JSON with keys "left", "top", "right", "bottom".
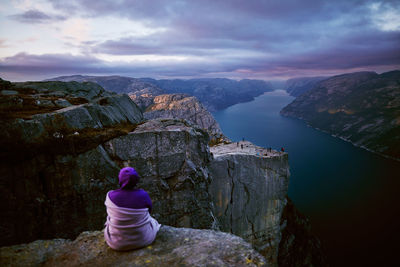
{"left": 0, "top": 226, "right": 267, "bottom": 267}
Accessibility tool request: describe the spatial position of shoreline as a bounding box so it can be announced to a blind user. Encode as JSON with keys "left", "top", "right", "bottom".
{"left": 281, "top": 114, "right": 400, "bottom": 163}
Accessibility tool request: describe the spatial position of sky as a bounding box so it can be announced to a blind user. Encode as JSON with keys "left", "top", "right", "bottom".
{"left": 0, "top": 0, "right": 399, "bottom": 81}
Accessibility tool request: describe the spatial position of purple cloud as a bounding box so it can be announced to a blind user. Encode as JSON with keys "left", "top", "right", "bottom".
{"left": 9, "top": 9, "right": 66, "bottom": 24}
{"left": 1, "top": 0, "right": 399, "bottom": 80}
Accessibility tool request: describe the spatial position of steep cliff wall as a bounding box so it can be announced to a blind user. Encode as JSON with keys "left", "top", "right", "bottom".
{"left": 104, "top": 119, "right": 216, "bottom": 229}
{"left": 0, "top": 81, "right": 144, "bottom": 246}
{"left": 0, "top": 80, "right": 215, "bottom": 245}
{"left": 209, "top": 142, "right": 289, "bottom": 264}
{"left": 0, "top": 117, "right": 216, "bottom": 246}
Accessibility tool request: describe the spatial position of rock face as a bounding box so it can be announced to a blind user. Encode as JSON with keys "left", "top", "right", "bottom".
{"left": 46, "top": 75, "right": 165, "bottom": 96}
{"left": 104, "top": 119, "right": 216, "bottom": 229}
{"left": 0, "top": 79, "right": 215, "bottom": 245}
{"left": 281, "top": 70, "right": 400, "bottom": 160}
{"left": 1, "top": 118, "right": 216, "bottom": 246}
{"left": 284, "top": 76, "right": 328, "bottom": 97}
{"left": 209, "top": 142, "right": 289, "bottom": 265}
{"left": 143, "top": 93, "right": 226, "bottom": 142}
{"left": 0, "top": 80, "right": 144, "bottom": 246}
{"left": 46, "top": 75, "right": 165, "bottom": 112}
{"left": 141, "top": 78, "right": 274, "bottom": 111}
{"left": 0, "top": 226, "right": 267, "bottom": 267}
{"left": 278, "top": 199, "right": 326, "bottom": 267}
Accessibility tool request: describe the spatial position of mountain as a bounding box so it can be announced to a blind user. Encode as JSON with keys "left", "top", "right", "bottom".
{"left": 48, "top": 75, "right": 274, "bottom": 112}
{"left": 281, "top": 70, "right": 400, "bottom": 160}
{"left": 143, "top": 93, "right": 228, "bottom": 143}
{"left": 140, "top": 78, "right": 274, "bottom": 111}
{"left": 284, "top": 76, "right": 328, "bottom": 97}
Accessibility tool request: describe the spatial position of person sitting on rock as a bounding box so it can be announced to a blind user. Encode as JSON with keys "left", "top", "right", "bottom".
{"left": 104, "top": 167, "right": 160, "bottom": 251}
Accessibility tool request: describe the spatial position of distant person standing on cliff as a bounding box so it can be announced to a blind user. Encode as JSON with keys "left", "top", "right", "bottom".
{"left": 104, "top": 167, "right": 160, "bottom": 251}
{"left": 281, "top": 147, "right": 285, "bottom": 152}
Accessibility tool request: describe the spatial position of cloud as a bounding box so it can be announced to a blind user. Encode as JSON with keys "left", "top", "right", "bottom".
{"left": 9, "top": 9, "right": 66, "bottom": 24}
{"left": 0, "top": 39, "right": 9, "bottom": 48}
{"left": 1, "top": 0, "right": 399, "bottom": 80}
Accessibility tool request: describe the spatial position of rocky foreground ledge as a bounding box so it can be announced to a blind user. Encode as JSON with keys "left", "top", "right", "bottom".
{"left": 0, "top": 226, "right": 267, "bottom": 267}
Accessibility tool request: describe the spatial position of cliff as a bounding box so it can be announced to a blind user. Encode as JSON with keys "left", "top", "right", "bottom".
{"left": 209, "top": 142, "right": 289, "bottom": 264}
{"left": 281, "top": 70, "right": 400, "bottom": 160}
{"left": 0, "top": 78, "right": 323, "bottom": 266}
{"left": 284, "top": 76, "right": 328, "bottom": 97}
{"left": 0, "top": 226, "right": 266, "bottom": 267}
{"left": 0, "top": 80, "right": 144, "bottom": 245}
{"left": 143, "top": 93, "right": 227, "bottom": 142}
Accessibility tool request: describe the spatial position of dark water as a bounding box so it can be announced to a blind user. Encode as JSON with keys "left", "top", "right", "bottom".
{"left": 213, "top": 90, "right": 400, "bottom": 267}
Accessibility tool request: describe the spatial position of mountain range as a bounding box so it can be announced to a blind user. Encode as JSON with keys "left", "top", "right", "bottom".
{"left": 281, "top": 70, "right": 400, "bottom": 160}
{"left": 47, "top": 76, "right": 273, "bottom": 111}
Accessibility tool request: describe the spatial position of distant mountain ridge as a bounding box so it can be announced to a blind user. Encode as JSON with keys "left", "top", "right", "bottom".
{"left": 140, "top": 77, "right": 274, "bottom": 111}
{"left": 47, "top": 75, "right": 273, "bottom": 111}
{"left": 284, "top": 76, "right": 328, "bottom": 97}
{"left": 281, "top": 70, "right": 400, "bottom": 160}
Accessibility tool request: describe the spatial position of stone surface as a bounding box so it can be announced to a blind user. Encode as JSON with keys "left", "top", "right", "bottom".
{"left": 0, "top": 226, "right": 267, "bottom": 267}
{"left": 143, "top": 93, "right": 227, "bottom": 143}
{"left": 46, "top": 75, "right": 165, "bottom": 106}
{"left": 0, "top": 80, "right": 144, "bottom": 246}
{"left": 104, "top": 119, "right": 216, "bottom": 229}
{"left": 54, "top": 99, "right": 72, "bottom": 108}
{"left": 0, "top": 145, "right": 120, "bottom": 246}
{"left": 0, "top": 114, "right": 216, "bottom": 245}
{"left": 15, "top": 80, "right": 112, "bottom": 101}
{"left": 209, "top": 141, "right": 289, "bottom": 265}
{"left": 281, "top": 70, "right": 400, "bottom": 160}
{"left": 0, "top": 93, "right": 144, "bottom": 162}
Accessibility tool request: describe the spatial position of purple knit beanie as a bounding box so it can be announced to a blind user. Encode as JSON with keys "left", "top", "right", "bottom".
{"left": 118, "top": 167, "right": 140, "bottom": 189}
